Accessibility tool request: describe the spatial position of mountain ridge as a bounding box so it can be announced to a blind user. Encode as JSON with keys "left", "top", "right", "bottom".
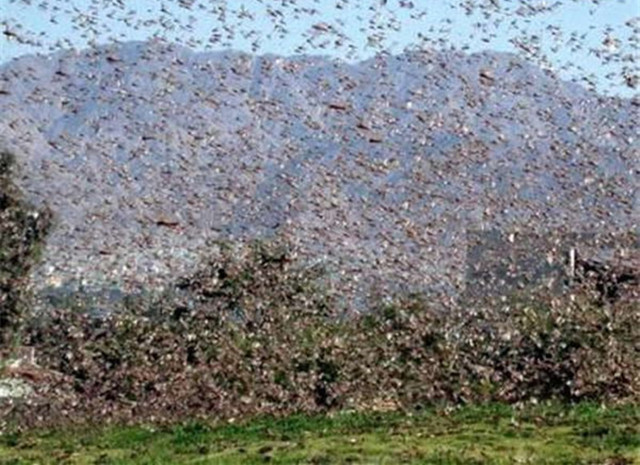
{"left": 0, "top": 40, "right": 636, "bottom": 304}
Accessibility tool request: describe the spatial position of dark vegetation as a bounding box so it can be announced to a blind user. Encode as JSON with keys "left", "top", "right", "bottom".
{"left": 0, "top": 149, "right": 638, "bottom": 434}
{"left": 0, "top": 151, "right": 52, "bottom": 347}
{"left": 1, "top": 240, "right": 636, "bottom": 430}
{"left": 572, "top": 252, "right": 639, "bottom": 305}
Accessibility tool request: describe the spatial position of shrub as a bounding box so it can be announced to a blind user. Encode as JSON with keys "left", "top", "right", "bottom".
{"left": 8, "top": 240, "right": 638, "bottom": 429}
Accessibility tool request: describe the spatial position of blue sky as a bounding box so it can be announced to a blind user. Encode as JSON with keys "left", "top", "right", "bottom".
{"left": 1, "top": 0, "right": 638, "bottom": 96}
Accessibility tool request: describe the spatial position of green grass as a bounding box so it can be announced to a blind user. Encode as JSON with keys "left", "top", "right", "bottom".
{"left": 1, "top": 403, "right": 638, "bottom": 464}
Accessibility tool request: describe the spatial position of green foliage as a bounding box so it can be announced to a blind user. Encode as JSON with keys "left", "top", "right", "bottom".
{"left": 0, "top": 150, "right": 52, "bottom": 347}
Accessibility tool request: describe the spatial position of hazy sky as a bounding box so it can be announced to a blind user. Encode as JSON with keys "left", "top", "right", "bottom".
{"left": 1, "top": 0, "right": 638, "bottom": 96}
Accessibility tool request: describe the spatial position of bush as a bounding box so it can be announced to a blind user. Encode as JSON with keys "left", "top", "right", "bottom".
{"left": 10, "top": 241, "right": 638, "bottom": 429}
{"left": 0, "top": 150, "right": 52, "bottom": 347}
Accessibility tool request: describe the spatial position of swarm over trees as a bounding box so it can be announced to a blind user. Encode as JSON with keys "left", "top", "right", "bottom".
{"left": 12, "top": 241, "right": 639, "bottom": 429}
{"left": 0, "top": 150, "right": 52, "bottom": 346}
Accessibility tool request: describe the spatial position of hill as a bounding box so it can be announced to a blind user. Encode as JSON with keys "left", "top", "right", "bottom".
{"left": 0, "top": 40, "right": 636, "bottom": 305}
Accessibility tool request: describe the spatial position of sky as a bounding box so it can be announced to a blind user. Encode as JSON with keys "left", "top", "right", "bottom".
{"left": 1, "top": 0, "right": 638, "bottom": 96}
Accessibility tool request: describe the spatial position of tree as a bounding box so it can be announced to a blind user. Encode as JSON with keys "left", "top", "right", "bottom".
{"left": 0, "top": 150, "right": 52, "bottom": 346}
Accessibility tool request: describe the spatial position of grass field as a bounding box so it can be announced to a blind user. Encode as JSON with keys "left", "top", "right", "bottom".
{"left": 1, "top": 403, "right": 638, "bottom": 464}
